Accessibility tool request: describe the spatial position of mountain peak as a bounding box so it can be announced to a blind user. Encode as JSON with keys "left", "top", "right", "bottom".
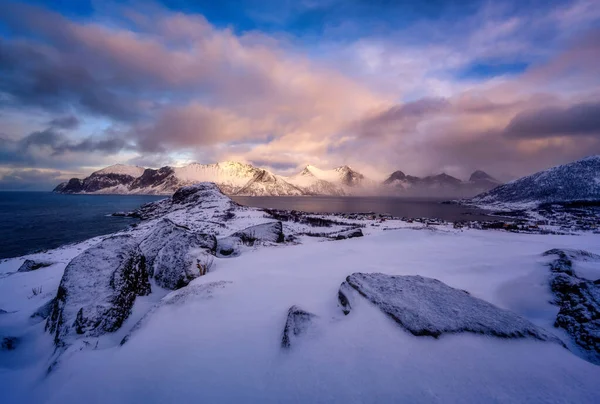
{"left": 469, "top": 170, "right": 498, "bottom": 183}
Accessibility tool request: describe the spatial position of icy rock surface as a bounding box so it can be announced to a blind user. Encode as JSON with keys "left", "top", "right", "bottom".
{"left": 17, "top": 259, "right": 53, "bottom": 272}
{"left": 340, "top": 273, "right": 557, "bottom": 341}
{"left": 46, "top": 235, "right": 151, "bottom": 346}
{"left": 140, "top": 218, "right": 216, "bottom": 289}
{"left": 281, "top": 305, "right": 318, "bottom": 348}
{"left": 544, "top": 249, "right": 600, "bottom": 364}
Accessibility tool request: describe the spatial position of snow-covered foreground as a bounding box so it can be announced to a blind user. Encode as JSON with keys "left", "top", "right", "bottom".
{"left": 2, "top": 221, "right": 600, "bottom": 402}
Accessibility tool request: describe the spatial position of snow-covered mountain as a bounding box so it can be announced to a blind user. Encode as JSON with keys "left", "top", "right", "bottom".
{"left": 54, "top": 162, "right": 373, "bottom": 196}
{"left": 469, "top": 155, "right": 600, "bottom": 208}
{"left": 383, "top": 170, "right": 500, "bottom": 197}
{"left": 54, "top": 161, "right": 502, "bottom": 197}
{"left": 287, "top": 165, "right": 368, "bottom": 196}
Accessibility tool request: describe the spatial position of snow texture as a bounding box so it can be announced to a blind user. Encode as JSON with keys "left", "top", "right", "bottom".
{"left": 340, "top": 273, "right": 559, "bottom": 341}
{"left": 544, "top": 248, "right": 600, "bottom": 364}
{"left": 46, "top": 235, "right": 151, "bottom": 346}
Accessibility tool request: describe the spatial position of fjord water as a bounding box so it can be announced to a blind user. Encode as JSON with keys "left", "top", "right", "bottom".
{"left": 232, "top": 195, "right": 491, "bottom": 221}
{"left": 0, "top": 192, "right": 165, "bottom": 259}
{"left": 1, "top": 192, "right": 490, "bottom": 260}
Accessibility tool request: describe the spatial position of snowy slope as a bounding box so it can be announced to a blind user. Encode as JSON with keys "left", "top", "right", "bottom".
{"left": 93, "top": 164, "right": 146, "bottom": 178}
{"left": 286, "top": 165, "right": 369, "bottom": 195}
{"left": 2, "top": 196, "right": 600, "bottom": 402}
{"left": 469, "top": 155, "right": 600, "bottom": 208}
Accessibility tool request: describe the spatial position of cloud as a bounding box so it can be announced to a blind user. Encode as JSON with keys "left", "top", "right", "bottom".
{"left": 0, "top": 0, "right": 599, "bottom": 185}
{"left": 504, "top": 101, "right": 600, "bottom": 138}
{"left": 0, "top": 167, "right": 70, "bottom": 191}
{"left": 48, "top": 115, "right": 80, "bottom": 130}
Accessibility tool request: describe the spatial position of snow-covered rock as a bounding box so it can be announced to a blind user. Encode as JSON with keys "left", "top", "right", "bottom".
{"left": 331, "top": 228, "right": 363, "bottom": 240}
{"left": 17, "top": 260, "right": 53, "bottom": 272}
{"left": 544, "top": 248, "right": 600, "bottom": 364}
{"left": 139, "top": 219, "right": 217, "bottom": 290}
{"left": 339, "top": 273, "right": 558, "bottom": 341}
{"left": 281, "top": 305, "right": 318, "bottom": 349}
{"left": 469, "top": 155, "right": 600, "bottom": 208}
{"left": 46, "top": 235, "right": 151, "bottom": 346}
{"left": 216, "top": 222, "right": 284, "bottom": 257}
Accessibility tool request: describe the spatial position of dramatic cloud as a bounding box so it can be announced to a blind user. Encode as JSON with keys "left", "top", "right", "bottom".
{"left": 504, "top": 102, "right": 600, "bottom": 138}
{"left": 0, "top": 0, "right": 599, "bottom": 189}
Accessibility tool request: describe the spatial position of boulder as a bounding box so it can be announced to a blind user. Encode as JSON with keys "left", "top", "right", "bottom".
{"left": 216, "top": 222, "right": 284, "bottom": 257}
{"left": 339, "top": 273, "right": 557, "bottom": 342}
{"left": 281, "top": 305, "right": 318, "bottom": 349}
{"left": 139, "top": 219, "right": 217, "bottom": 290}
{"left": 17, "top": 260, "right": 53, "bottom": 272}
{"left": 332, "top": 228, "right": 363, "bottom": 240}
{"left": 544, "top": 249, "right": 600, "bottom": 364}
{"left": 230, "top": 221, "right": 284, "bottom": 244}
{"left": 46, "top": 235, "right": 151, "bottom": 346}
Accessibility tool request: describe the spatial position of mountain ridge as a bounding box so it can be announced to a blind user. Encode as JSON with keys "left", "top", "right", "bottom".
{"left": 468, "top": 155, "right": 600, "bottom": 208}
{"left": 54, "top": 161, "right": 501, "bottom": 197}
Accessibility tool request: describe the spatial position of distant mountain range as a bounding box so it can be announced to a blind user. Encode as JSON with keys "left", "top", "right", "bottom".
{"left": 468, "top": 155, "right": 600, "bottom": 209}
{"left": 54, "top": 161, "right": 500, "bottom": 197}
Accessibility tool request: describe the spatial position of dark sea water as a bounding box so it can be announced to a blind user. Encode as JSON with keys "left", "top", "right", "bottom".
{"left": 232, "top": 196, "right": 491, "bottom": 221}
{"left": 0, "top": 192, "right": 165, "bottom": 259}
{"left": 1, "top": 192, "right": 491, "bottom": 260}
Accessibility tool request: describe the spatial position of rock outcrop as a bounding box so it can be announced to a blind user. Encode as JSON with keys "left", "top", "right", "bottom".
{"left": 339, "top": 273, "right": 557, "bottom": 341}
{"left": 46, "top": 235, "right": 151, "bottom": 346}
{"left": 332, "top": 228, "right": 363, "bottom": 240}
{"left": 281, "top": 305, "right": 318, "bottom": 349}
{"left": 217, "top": 222, "right": 284, "bottom": 257}
{"left": 140, "top": 219, "right": 217, "bottom": 290}
{"left": 544, "top": 249, "right": 600, "bottom": 364}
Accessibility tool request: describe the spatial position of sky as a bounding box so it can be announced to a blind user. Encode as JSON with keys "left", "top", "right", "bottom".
{"left": 0, "top": 0, "right": 599, "bottom": 190}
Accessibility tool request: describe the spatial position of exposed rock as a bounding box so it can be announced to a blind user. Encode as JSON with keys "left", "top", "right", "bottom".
{"left": 216, "top": 222, "right": 284, "bottom": 257}
{"left": 231, "top": 222, "right": 284, "bottom": 244}
{"left": 121, "top": 281, "right": 231, "bottom": 345}
{"left": 139, "top": 218, "right": 217, "bottom": 290}
{"left": 544, "top": 249, "right": 600, "bottom": 364}
{"left": 339, "top": 273, "right": 558, "bottom": 342}
{"left": 1, "top": 337, "right": 18, "bottom": 350}
{"left": 332, "top": 228, "right": 363, "bottom": 240}
{"left": 46, "top": 235, "right": 151, "bottom": 346}
{"left": 17, "top": 259, "right": 53, "bottom": 272}
{"left": 281, "top": 305, "right": 318, "bottom": 349}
